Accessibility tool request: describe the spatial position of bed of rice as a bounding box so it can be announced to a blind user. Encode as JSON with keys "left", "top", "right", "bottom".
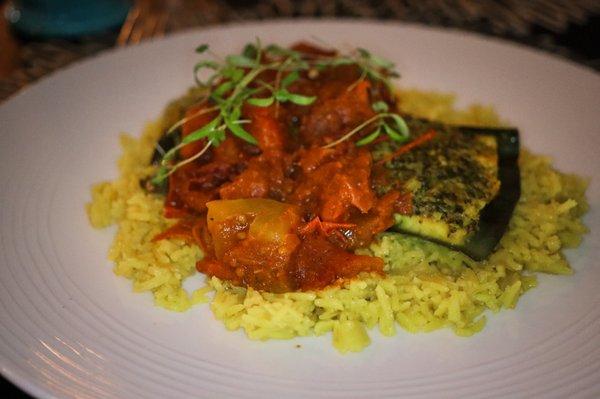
{"left": 86, "top": 89, "right": 588, "bottom": 353}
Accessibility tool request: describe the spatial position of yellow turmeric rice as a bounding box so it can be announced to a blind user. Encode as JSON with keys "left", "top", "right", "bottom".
{"left": 86, "top": 89, "right": 588, "bottom": 353}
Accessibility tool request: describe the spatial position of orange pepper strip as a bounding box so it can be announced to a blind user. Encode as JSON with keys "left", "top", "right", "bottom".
{"left": 298, "top": 217, "right": 322, "bottom": 235}
{"left": 298, "top": 216, "right": 356, "bottom": 237}
{"left": 321, "top": 221, "right": 356, "bottom": 233}
{"left": 377, "top": 129, "right": 437, "bottom": 165}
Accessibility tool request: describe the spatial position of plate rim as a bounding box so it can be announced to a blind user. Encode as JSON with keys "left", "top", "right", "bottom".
{"left": 1, "top": 18, "right": 598, "bottom": 399}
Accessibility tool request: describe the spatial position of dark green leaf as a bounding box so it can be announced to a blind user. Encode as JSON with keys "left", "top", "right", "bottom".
{"left": 195, "top": 44, "right": 209, "bottom": 53}
{"left": 242, "top": 43, "right": 258, "bottom": 59}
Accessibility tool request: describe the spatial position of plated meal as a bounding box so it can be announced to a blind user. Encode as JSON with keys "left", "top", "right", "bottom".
{"left": 87, "top": 41, "right": 588, "bottom": 353}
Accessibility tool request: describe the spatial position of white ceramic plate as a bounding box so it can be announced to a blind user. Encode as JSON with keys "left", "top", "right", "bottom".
{"left": 1, "top": 20, "right": 599, "bottom": 399}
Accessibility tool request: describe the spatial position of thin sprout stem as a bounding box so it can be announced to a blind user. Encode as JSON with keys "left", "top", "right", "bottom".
{"left": 256, "top": 80, "right": 275, "bottom": 91}
{"left": 208, "top": 49, "right": 225, "bottom": 63}
{"left": 160, "top": 141, "right": 186, "bottom": 164}
{"left": 227, "top": 65, "right": 268, "bottom": 109}
{"left": 254, "top": 37, "right": 262, "bottom": 64}
{"left": 274, "top": 57, "right": 293, "bottom": 117}
{"left": 346, "top": 69, "right": 368, "bottom": 92}
{"left": 166, "top": 105, "right": 219, "bottom": 134}
{"left": 165, "top": 140, "right": 213, "bottom": 178}
{"left": 161, "top": 122, "right": 224, "bottom": 166}
{"left": 309, "top": 35, "right": 333, "bottom": 49}
{"left": 322, "top": 113, "right": 386, "bottom": 149}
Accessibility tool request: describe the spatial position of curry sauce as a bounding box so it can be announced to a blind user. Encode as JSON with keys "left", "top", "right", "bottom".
{"left": 149, "top": 43, "right": 516, "bottom": 292}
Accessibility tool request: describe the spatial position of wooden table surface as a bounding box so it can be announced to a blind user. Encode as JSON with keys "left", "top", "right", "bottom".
{"left": 0, "top": 2, "right": 19, "bottom": 79}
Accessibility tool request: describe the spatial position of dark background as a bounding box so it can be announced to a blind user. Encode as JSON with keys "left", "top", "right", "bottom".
{"left": 1, "top": 0, "right": 599, "bottom": 101}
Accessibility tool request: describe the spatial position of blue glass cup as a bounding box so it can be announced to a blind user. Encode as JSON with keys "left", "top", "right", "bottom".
{"left": 6, "top": 0, "right": 131, "bottom": 38}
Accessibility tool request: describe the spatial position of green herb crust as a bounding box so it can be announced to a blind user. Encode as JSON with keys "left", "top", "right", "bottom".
{"left": 373, "top": 119, "right": 520, "bottom": 259}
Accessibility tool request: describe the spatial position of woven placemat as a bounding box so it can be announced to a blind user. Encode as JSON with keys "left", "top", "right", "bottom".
{"left": 1, "top": 0, "right": 598, "bottom": 102}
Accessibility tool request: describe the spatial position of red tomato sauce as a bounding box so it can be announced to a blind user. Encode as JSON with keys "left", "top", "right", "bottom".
{"left": 156, "top": 43, "right": 413, "bottom": 293}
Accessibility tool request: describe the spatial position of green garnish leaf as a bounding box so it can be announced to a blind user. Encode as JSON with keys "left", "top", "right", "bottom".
{"left": 368, "top": 54, "right": 395, "bottom": 69}
{"left": 221, "top": 66, "right": 244, "bottom": 81}
{"left": 285, "top": 92, "right": 317, "bottom": 106}
{"left": 162, "top": 145, "right": 177, "bottom": 160}
{"left": 315, "top": 58, "right": 354, "bottom": 68}
{"left": 195, "top": 44, "right": 209, "bottom": 53}
{"left": 383, "top": 122, "right": 405, "bottom": 142}
{"left": 211, "top": 127, "right": 227, "bottom": 145}
{"left": 151, "top": 165, "right": 170, "bottom": 185}
{"left": 182, "top": 117, "right": 221, "bottom": 144}
{"left": 356, "top": 127, "right": 382, "bottom": 146}
{"left": 265, "top": 44, "right": 302, "bottom": 60}
{"left": 388, "top": 114, "right": 410, "bottom": 137}
{"left": 274, "top": 89, "right": 316, "bottom": 105}
{"left": 247, "top": 97, "right": 275, "bottom": 107}
{"left": 225, "top": 54, "right": 257, "bottom": 68}
{"left": 281, "top": 71, "right": 300, "bottom": 88}
{"left": 372, "top": 101, "right": 389, "bottom": 113}
{"left": 357, "top": 48, "right": 371, "bottom": 58}
{"left": 212, "top": 81, "right": 235, "bottom": 98}
{"left": 229, "top": 105, "right": 242, "bottom": 121}
{"left": 242, "top": 43, "right": 258, "bottom": 59}
{"left": 225, "top": 117, "right": 258, "bottom": 144}
{"left": 356, "top": 47, "right": 394, "bottom": 69}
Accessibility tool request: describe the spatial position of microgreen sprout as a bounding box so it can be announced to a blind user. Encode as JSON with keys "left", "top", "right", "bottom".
{"left": 152, "top": 40, "right": 410, "bottom": 184}
{"left": 322, "top": 110, "right": 409, "bottom": 149}
{"left": 322, "top": 100, "right": 409, "bottom": 149}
